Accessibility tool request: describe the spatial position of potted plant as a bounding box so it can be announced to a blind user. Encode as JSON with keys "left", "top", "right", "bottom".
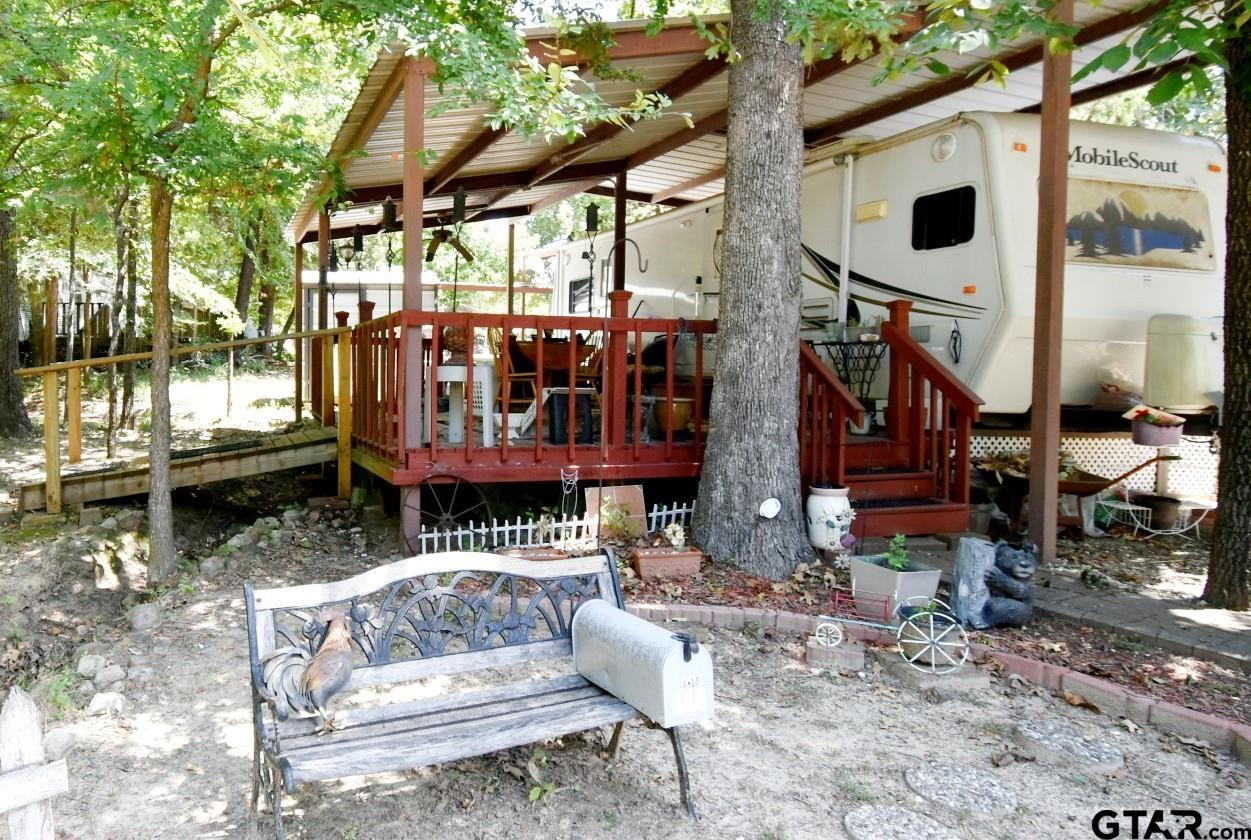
{"left": 850, "top": 534, "right": 941, "bottom": 615}
{"left": 631, "top": 523, "right": 703, "bottom": 580}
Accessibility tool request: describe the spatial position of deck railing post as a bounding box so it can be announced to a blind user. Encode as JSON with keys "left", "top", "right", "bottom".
{"left": 336, "top": 328, "right": 352, "bottom": 499}
{"left": 607, "top": 290, "right": 632, "bottom": 446}
{"left": 66, "top": 369, "right": 81, "bottom": 464}
{"left": 42, "top": 373, "right": 60, "bottom": 514}
{"left": 885, "top": 300, "right": 912, "bottom": 442}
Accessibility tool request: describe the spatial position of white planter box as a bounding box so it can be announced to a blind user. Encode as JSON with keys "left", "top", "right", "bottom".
{"left": 850, "top": 555, "right": 941, "bottom": 617}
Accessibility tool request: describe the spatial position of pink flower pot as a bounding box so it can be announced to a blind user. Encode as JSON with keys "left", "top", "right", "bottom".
{"left": 631, "top": 547, "right": 703, "bottom": 579}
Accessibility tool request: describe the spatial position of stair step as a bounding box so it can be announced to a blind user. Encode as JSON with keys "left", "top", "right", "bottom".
{"left": 850, "top": 497, "right": 969, "bottom": 539}
{"left": 845, "top": 470, "right": 937, "bottom": 501}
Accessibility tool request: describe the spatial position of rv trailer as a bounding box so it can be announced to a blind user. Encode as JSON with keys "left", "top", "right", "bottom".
{"left": 547, "top": 112, "right": 1226, "bottom": 420}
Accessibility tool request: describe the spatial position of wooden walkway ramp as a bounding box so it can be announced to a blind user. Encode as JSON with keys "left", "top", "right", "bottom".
{"left": 18, "top": 427, "right": 338, "bottom": 511}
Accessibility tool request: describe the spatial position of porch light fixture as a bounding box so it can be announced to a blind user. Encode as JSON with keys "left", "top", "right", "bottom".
{"left": 339, "top": 225, "right": 362, "bottom": 266}
{"left": 585, "top": 202, "right": 600, "bottom": 234}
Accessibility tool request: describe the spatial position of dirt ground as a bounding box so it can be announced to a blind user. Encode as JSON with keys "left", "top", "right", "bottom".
{"left": 3, "top": 512, "right": 1249, "bottom": 840}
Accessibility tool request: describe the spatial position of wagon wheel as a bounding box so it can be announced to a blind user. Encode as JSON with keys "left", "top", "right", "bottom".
{"left": 401, "top": 478, "right": 492, "bottom": 555}
{"left": 896, "top": 605, "right": 970, "bottom": 676}
{"left": 814, "top": 622, "right": 844, "bottom": 648}
{"left": 891, "top": 595, "right": 954, "bottom": 624}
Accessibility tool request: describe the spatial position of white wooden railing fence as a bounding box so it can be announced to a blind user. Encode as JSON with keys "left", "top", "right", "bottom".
{"left": 1, "top": 687, "right": 69, "bottom": 840}
{"left": 413, "top": 500, "right": 697, "bottom": 554}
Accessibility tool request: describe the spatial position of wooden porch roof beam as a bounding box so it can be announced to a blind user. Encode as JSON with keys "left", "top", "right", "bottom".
{"left": 425, "top": 124, "right": 510, "bottom": 196}
{"left": 584, "top": 185, "right": 690, "bottom": 207}
{"left": 1018, "top": 56, "right": 1200, "bottom": 113}
{"left": 298, "top": 204, "right": 532, "bottom": 244}
{"left": 804, "top": 2, "right": 1171, "bottom": 148}
{"left": 651, "top": 166, "right": 725, "bottom": 202}
{"left": 528, "top": 23, "right": 713, "bottom": 66}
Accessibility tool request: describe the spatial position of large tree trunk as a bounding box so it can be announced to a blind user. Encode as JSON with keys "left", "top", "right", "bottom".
{"left": 147, "top": 178, "right": 178, "bottom": 582}
{"left": 0, "top": 207, "right": 33, "bottom": 437}
{"left": 121, "top": 201, "right": 138, "bottom": 428}
{"left": 1207, "top": 30, "right": 1251, "bottom": 610}
{"left": 692, "top": 0, "right": 811, "bottom": 579}
{"left": 106, "top": 189, "right": 129, "bottom": 458}
{"left": 259, "top": 282, "right": 276, "bottom": 359}
{"left": 234, "top": 221, "right": 258, "bottom": 328}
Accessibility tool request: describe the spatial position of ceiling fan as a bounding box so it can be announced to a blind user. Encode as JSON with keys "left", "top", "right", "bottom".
{"left": 425, "top": 186, "right": 474, "bottom": 264}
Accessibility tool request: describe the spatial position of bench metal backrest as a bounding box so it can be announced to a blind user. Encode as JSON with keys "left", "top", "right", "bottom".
{"left": 244, "top": 552, "right": 623, "bottom": 694}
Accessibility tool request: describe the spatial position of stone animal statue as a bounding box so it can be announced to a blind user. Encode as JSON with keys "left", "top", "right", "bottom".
{"left": 953, "top": 539, "right": 1038, "bottom": 629}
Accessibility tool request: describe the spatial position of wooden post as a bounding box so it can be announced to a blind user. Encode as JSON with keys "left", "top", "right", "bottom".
{"left": 321, "top": 332, "right": 334, "bottom": 424}
{"left": 294, "top": 241, "right": 304, "bottom": 421}
{"left": 1, "top": 686, "right": 68, "bottom": 840}
{"left": 885, "top": 300, "right": 912, "bottom": 442}
{"left": 506, "top": 223, "right": 516, "bottom": 315}
{"left": 42, "top": 277, "right": 56, "bottom": 368}
{"left": 66, "top": 369, "right": 81, "bottom": 464}
{"left": 226, "top": 349, "right": 234, "bottom": 418}
{"left": 402, "top": 57, "right": 427, "bottom": 447}
{"left": 1028, "top": 0, "right": 1074, "bottom": 564}
{"left": 41, "top": 373, "right": 60, "bottom": 514}
{"left": 312, "top": 211, "right": 330, "bottom": 423}
{"left": 613, "top": 172, "right": 627, "bottom": 291}
{"left": 82, "top": 292, "right": 92, "bottom": 361}
{"left": 337, "top": 330, "right": 352, "bottom": 499}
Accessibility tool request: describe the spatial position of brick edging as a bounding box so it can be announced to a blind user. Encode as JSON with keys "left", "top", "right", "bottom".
{"left": 628, "top": 602, "right": 1251, "bottom": 767}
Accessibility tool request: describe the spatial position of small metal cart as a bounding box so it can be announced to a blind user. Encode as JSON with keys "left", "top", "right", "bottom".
{"left": 813, "top": 589, "right": 971, "bottom": 675}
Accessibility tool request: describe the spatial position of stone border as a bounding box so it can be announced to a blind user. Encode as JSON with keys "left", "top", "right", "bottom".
{"left": 627, "top": 602, "right": 1251, "bottom": 767}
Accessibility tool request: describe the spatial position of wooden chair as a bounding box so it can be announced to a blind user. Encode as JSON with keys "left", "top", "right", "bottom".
{"left": 487, "top": 327, "right": 537, "bottom": 414}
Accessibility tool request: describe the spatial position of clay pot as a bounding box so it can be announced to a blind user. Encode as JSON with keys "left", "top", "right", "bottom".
{"left": 442, "top": 325, "right": 470, "bottom": 365}
{"left": 654, "top": 398, "right": 694, "bottom": 433}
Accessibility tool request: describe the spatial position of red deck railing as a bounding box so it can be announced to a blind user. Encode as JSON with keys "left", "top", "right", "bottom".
{"left": 349, "top": 310, "right": 717, "bottom": 478}
{"left": 799, "top": 342, "right": 865, "bottom": 488}
{"left": 882, "top": 301, "right": 983, "bottom": 504}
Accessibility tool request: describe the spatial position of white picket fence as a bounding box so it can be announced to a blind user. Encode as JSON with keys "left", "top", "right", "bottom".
{"left": 414, "top": 500, "right": 697, "bottom": 554}
{"left": 1, "top": 687, "right": 69, "bottom": 839}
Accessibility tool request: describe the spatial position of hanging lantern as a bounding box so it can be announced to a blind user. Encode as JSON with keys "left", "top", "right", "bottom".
{"left": 381, "top": 197, "right": 399, "bottom": 231}
{"left": 328, "top": 243, "right": 339, "bottom": 272}
{"left": 585, "top": 203, "right": 600, "bottom": 233}
{"left": 352, "top": 224, "right": 364, "bottom": 254}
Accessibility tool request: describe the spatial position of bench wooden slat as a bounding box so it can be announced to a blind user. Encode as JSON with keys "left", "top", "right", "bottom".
{"left": 339, "top": 638, "right": 573, "bottom": 692}
{"left": 287, "top": 694, "right": 635, "bottom": 785}
{"left": 282, "top": 683, "right": 610, "bottom": 753}
{"left": 252, "top": 552, "right": 618, "bottom": 611}
{"left": 277, "top": 673, "right": 592, "bottom": 740}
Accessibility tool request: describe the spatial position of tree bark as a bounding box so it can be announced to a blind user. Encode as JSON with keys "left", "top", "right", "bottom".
{"left": 1207, "top": 29, "right": 1251, "bottom": 610}
{"left": 147, "top": 177, "right": 178, "bottom": 582}
{"left": 106, "top": 189, "right": 129, "bottom": 458}
{"left": 65, "top": 207, "right": 76, "bottom": 365}
{"left": 0, "top": 206, "right": 33, "bottom": 437}
{"left": 692, "top": 0, "right": 812, "bottom": 579}
{"left": 234, "top": 221, "right": 257, "bottom": 328}
{"left": 259, "top": 282, "right": 276, "bottom": 359}
{"left": 121, "top": 201, "right": 138, "bottom": 428}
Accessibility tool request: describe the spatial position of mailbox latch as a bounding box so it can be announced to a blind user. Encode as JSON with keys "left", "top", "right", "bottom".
{"left": 672, "top": 632, "right": 699, "bottom": 662}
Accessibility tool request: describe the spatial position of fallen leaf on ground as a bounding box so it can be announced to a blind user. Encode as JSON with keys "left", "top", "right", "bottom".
{"left": 1061, "top": 690, "right": 1101, "bottom": 713}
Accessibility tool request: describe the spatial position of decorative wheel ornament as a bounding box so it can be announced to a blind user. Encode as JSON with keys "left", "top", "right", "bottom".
{"left": 401, "top": 477, "right": 491, "bottom": 555}
{"left": 896, "top": 602, "right": 970, "bottom": 675}
{"left": 814, "top": 621, "right": 844, "bottom": 648}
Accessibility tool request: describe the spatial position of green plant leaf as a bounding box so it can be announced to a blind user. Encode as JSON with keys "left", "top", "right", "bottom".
{"left": 1145, "top": 69, "right": 1186, "bottom": 105}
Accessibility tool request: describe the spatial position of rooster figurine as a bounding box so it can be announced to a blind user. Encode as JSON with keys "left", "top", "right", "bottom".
{"left": 261, "top": 613, "right": 355, "bottom": 734}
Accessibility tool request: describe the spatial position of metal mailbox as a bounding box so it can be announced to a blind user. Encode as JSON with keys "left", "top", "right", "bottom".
{"left": 572, "top": 600, "right": 714, "bottom": 728}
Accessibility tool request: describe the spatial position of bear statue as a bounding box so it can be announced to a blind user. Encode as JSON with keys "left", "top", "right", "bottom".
{"left": 953, "top": 538, "right": 1038, "bottom": 630}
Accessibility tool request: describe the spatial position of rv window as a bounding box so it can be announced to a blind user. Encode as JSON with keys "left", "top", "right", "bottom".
{"left": 1065, "top": 179, "right": 1215, "bottom": 271}
{"left": 569, "top": 276, "right": 592, "bottom": 314}
{"left": 911, "top": 186, "right": 976, "bottom": 251}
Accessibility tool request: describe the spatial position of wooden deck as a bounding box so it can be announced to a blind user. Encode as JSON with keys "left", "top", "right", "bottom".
{"left": 18, "top": 427, "right": 338, "bottom": 511}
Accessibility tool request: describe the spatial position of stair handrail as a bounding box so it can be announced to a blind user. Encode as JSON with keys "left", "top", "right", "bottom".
{"left": 880, "top": 321, "right": 983, "bottom": 418}
{"left": 799, "top": 342, "right": 866, "bottom": 424}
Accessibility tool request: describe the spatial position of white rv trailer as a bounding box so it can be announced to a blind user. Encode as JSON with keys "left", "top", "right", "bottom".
{"left": 547, "top": 112, "right": 1226, "bottom": 418}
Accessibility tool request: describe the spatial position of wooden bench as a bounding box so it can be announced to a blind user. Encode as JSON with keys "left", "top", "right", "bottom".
{"left": 244, "top": 551, "right": 698, "bottom": 839}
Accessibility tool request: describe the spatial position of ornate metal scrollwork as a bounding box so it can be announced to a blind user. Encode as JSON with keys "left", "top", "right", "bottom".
{"left": 269, "top": 571, "right": 604, "bottom": 667}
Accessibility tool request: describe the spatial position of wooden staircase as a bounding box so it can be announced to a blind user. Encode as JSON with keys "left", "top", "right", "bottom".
{"left": 799, "top": 301, "right": 984, "bottom": 539}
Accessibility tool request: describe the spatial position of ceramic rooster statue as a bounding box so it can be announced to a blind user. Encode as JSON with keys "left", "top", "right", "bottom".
{"left": 261, "top": 614, "right": 355, "bottom": 734}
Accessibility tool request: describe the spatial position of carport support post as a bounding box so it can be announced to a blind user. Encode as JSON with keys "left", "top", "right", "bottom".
{"left": 608, "top": 172, "right": 630, "bottom": 445}
{"left": 314, "top": 209, "right": 330, "bottom": 425}
{"left": 1028, "top": 0, "right": 1074, "bottom": 563}
{"left": 402, "top": 56, "right": 427, "bottom": 448}
{"left": 294, "top": 240, "right": 303, "bottom": 421}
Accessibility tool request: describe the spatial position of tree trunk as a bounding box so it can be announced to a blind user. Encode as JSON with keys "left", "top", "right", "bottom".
{"left": 0, "top": 207, "right": 33, "bottom": 437}
{"left": 234, "top": 222, "right": 257, "bottom": 328}
{"left": 1206, "top": 30, "right": 1251, "bottom": 610}
{"left": 65, "top": 207, "right": 76, "bottom": 365}
{"left": 106, "top": 189, "right": 129, "bottom": 458}
{"left": 147, "top": 177, "right": 178, "bottom": 582}
{"left": 121, "top": 201, "right": 138, "bottom": 428}
{"left": 259, "top": 282, "right": 276, "bottom": 359}
{"left": 692, "top": 0, "right": 811, "bottom": 579}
